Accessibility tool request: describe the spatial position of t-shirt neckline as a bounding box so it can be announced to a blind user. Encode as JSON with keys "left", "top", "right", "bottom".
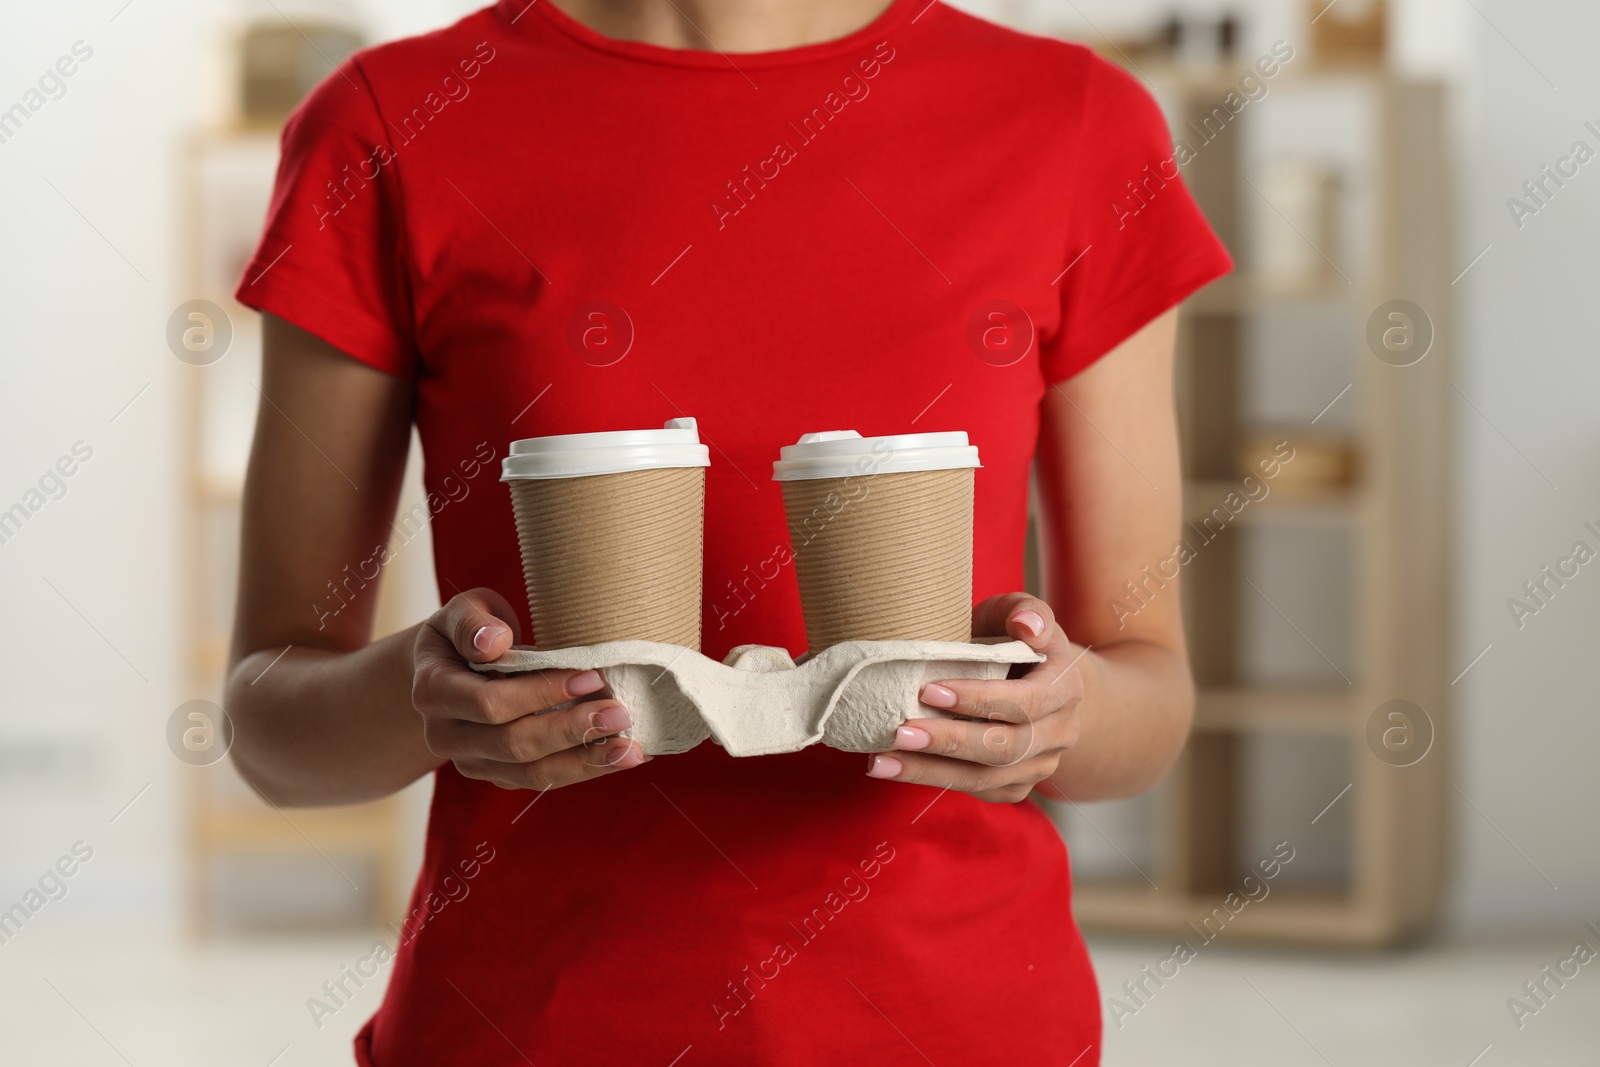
{"left": 500, "top": 0, "right": 922, "bottom": 69}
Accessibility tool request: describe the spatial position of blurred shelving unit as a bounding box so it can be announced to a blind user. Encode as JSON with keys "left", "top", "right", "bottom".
{"left": 1032, "top": 4, "right": 1452, "bottom": 947}
{"left": 177, "top": 11, "right": 414, "bottom": 936}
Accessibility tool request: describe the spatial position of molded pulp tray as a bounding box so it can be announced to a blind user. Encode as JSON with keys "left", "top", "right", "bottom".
{"left": 471, "top": 639, "right": 1045, "bottom": 757}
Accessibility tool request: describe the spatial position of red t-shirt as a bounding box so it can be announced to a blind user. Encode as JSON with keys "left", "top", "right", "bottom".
{"left": 237, "top": 1, "right": 1229, "bottom": 1063}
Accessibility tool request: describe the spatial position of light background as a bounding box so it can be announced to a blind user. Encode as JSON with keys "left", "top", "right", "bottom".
{"left": 0, "top": 0, "right": 1595, "bottom": 1061}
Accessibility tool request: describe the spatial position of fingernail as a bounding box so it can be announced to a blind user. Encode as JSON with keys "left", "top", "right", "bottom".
{"left": 602, "top": 739, "right": 638, "bottom": 768}
{"left": 472, "top": 625, "right": 505, "bottom": 653}
{"left": 894, "top": 726, "right": 931, "bottom": 751}
{"left": 867, "top": 754, "right": 903, "bottom": 779}
{"left": 1014, "top": 610, "right": 1046, "bottom": 637}
{"left": 591, "top": 705, "right": 631, "bottom": 734}
{"left": 920, "top": 683, "right": 958, "bottom": 708}
{"left": 568, "top": 669, "right": 605, "bottom": 697}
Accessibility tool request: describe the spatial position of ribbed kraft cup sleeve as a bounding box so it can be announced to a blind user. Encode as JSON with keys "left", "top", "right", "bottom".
{"left": 781, "top": 467, "right": 974, "bottom": 652}
{"left": 509, "top": 466, "right": 705, "bottom": 650}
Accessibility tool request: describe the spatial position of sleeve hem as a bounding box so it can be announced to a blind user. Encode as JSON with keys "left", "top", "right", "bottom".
{"left": 1045, "top": 244, "right": 1233, "bottom": 384}
{"left": 235, "top": 258, "right": 418, "bottom": 379}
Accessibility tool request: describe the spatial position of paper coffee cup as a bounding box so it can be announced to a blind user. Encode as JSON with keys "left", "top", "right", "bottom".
{"left": 773, "top": 430, "right": 981, "bottom": 652}
{"left": 502, "top": 419, "right": 709, "bottom": 650}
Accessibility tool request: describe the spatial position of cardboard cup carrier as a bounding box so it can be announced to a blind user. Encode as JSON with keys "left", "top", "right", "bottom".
{"left": 502, "top": 419, "right": 709, "bottom": 650}
{"left": 773, "top": 430, "right": 980, "bottom": 652}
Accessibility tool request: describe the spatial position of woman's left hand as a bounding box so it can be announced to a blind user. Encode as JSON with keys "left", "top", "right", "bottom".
{"left": 866, "top": 593, "right": 1085, "bottom": 803}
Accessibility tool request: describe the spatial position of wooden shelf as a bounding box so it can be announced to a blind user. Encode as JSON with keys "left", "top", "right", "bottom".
{"left": 1194, "top": 687, "right": 1361, "bottom": 735}
{"left": 179, "top": 114, "right": 408, "bottom": 937}
{"left": 1187, "top": 273, "right": 1356, "bottom": 315}
{"left": 1060, "top": 47, "right": 1399, "bottom": 99}
{"left": 1183, "top": 480, "right": 1362, "bottom": 525}
{"left": 196, "top": 803, "right": 401, "bottom": 850}
{"left": 189, "top": 786, "right": 407, "bottom": 931}
{"left": 193, "top": 633, "right": 229, "bottom": 677}
{"left": 1042, "top": 65, "right": 1454, "bottom": 948}
{"left": 193, "top": 470, "right": 244, "bottom": 505}
{"left": 1071, "top": 883, "right": 1407, "bottom": 948}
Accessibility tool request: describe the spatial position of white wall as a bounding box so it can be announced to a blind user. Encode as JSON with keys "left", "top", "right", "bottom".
{"left": 1450, "top": 0, "right": 1600, "bottom": 924}
{"left": 0, "top": 0, "right": 473, "bottom": 933}
{"left": 1, "top": 0, "right": 192, "bottom": 927}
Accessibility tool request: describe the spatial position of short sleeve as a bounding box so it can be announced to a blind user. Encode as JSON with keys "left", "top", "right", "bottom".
{"left": 1041, "top": 55, "right": 1233, "bottom": 383}
{"left": 234, "top": 58, "right": 419, "bottom": 378}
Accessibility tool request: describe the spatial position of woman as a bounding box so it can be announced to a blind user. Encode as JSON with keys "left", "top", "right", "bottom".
{"left": 227, "top": 0, "right": 1230, "bottom": 1062}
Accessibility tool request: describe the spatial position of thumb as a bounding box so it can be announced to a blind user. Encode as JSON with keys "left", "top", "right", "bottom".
{"left": 436, "top": 588, "right": 521, "bottom": 663}
{"left": 973, "top": 593, "right": 1056, "bottom": 651}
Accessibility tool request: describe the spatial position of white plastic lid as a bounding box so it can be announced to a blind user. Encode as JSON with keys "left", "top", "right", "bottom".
{"left": 771, "top": 430, "right": 981, "bottom": 481}
{"left": 501, "top": 418, "right": 711, "bottom": 480}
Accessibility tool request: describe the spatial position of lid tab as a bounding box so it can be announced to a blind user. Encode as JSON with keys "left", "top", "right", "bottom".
{"left": 797, "top": 430, "right": 862, "bottom": 444}
{"left": 771, "top": 429, "right": 981, "bottom": 481}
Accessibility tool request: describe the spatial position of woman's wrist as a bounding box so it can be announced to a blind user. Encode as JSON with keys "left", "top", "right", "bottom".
{"left": 1043, "top": 639, "right": 1194, "bottom": 802}
{"left": 226, "top": 623, "right": 440, "bottom": 807}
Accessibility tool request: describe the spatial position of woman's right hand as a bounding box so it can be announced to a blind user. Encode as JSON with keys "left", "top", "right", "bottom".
{"left": 411, "top": 589, "right": 649, "bottom": 790}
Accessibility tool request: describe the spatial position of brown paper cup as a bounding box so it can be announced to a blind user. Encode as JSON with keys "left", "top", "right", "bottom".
{"left": 781, "top": 467, "right": 974, "bottom": 652}
{"left": 510, "top": 466, "right": 705, "bottom": 650}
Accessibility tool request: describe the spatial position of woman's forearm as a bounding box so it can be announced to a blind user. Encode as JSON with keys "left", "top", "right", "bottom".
{"left": 1041, "top": 637, "right": 1194, "bottom": 802}
{"left": 225, "top": 625, "right": 443, "bottom": 807}
{"left": 1029, "top": 310, "right": 1196, "bottom": 803}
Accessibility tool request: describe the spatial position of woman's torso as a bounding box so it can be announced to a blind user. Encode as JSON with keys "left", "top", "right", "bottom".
{"left": 250, "top": 1, "right": 1111, "bottom": 1061}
